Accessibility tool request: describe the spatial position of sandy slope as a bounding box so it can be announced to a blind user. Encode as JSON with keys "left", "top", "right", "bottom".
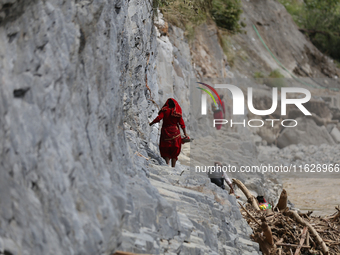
{"left": 283, "top": 178, "right": 340, "bottom": 216}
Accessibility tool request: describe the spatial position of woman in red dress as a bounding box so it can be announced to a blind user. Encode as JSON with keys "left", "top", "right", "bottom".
{"left": 149, "top": 98, "right": 188, "bottom": 167}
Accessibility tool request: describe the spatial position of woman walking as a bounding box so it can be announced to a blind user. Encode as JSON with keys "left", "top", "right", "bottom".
{"left": 149, "top": 98, "right": 188, "bottom": 167}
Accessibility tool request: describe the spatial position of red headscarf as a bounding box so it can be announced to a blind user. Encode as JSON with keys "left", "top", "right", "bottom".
{"left": 159, "top": 98, "right": 182, "bottom": 117}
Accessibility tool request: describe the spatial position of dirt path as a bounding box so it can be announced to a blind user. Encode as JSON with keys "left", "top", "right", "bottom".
{"left": 283, "top": 178, "right": 340, "bottom": 216}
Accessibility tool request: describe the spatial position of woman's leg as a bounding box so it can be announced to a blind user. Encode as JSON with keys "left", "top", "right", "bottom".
{"left": 171, "top": 158, "right": 177, "bottom": 167}
{"left": 164, "top": 157, "right": 170, "bottom": 165}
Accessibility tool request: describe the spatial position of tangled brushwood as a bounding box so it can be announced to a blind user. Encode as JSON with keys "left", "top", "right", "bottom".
{"left": 234, "top": 180, "right": 340, "bottom": 255}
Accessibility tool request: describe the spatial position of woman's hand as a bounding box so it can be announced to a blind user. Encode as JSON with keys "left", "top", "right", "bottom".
{"left": 149, "top": 122, "right": 153, "bottom": 126}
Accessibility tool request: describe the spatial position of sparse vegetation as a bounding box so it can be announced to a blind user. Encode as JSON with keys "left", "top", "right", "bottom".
{"left": 184, "top": 23, "right": 196, "bottom": 42}
{"left": 277, "top": 0, "right": 304, "bottom": 26}
{"left": 254, "top": 71, "right": 265, "bottom": 79}
{"left": 154, "top": 0, "right": 243, "bottom": 63}
{"left": 336, "top": 60, "right": 340, "bottom": 69}
{"left": 155, "top": 0, "right": 243, "bottom": 40}
{"left": 268, "top": 69, "right": 284, "bottom": 78}
{"left": 266, "top": 69, "right": 285, "bottom": 88}
{"left": 253, "top": 69, "right": 286, "bottom": 87}
{"left": 210, "top": 0, "right": 243, "bottom": 33}
{"left": 156, "top": 0, "right": 211, "bottom": 39}
{"left": 217, "top": 30, "right": 236, "bottom": 66}
{"left": 278, "top": 0, "right": 340, "bottom": 62}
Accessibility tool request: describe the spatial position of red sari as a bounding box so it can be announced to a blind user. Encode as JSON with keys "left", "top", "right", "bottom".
{"left": 150, "top": 98, "right": 185, "bottom": 160}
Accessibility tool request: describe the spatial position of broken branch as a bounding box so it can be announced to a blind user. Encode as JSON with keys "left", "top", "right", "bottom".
{"left": 294, "top": 226, "right": 308, "bottom": 255}
{"left": 233, "top": 179, "right": 260, "bottom": 211}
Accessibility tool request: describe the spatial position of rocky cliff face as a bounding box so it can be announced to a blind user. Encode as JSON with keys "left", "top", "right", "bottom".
{"left": 0, "top": 0, "right": 155, "bottom": 254}
{"left": 0, "top": 0, "right": 263, "bottom": 255}
{"left": 5, "top": 0, "right": 337, "bottom": 253}
{"left": 232, "top": 0, "right": 340, "bottom": 79}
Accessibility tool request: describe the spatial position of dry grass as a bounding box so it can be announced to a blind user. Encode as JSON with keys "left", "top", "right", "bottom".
{"left": 217, "top": 29, "right": 236, "bottom": 66}
{"left": 160, "top": 0, "right": 209, "bottom": 29}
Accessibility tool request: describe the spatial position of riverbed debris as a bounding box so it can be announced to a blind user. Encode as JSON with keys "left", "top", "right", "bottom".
{"left": 233, "top": 179, "right": 340, "bottom": 255}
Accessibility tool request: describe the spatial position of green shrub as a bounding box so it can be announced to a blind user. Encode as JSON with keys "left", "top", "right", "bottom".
{"left": 303, "top": 9, "right": 340, "bottom": 61}
{"left": 265, "top": 69, "right": 285, "bottom": 88}
{"left": 254, "top": 71, "right": 265, "bottom": 79}
{"left": 278, "top": 0, "right": 340, "bottom": 62}
{"left": 269, "top": 69, "right": 284, "bottom": 78}
{"left": 210, "top": 0, "right": 242, "bottom": 33}
{"left": 277, "top": 0, "right": 304, "bottom": 26}
{"left": 336, "top": 60, "right": 340, "bottom": 69}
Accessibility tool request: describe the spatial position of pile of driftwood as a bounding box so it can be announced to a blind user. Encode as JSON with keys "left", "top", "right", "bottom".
{"left": 233, "top": 179, "right": 340, "bottom": 255}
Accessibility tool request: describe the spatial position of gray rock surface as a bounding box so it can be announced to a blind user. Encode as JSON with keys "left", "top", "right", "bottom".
{"left": 120, "top": 13, "right": 264, "bottom": 254}
{"left": 0, "top": 0, "right": 177, "bottom": 254}
{"left": 1, "top": 0, "right": 311, "bottom": 254}
{"left": 146, "top": 165, "right": 261, "bottom": 255}
{"left": 259, "top": 142, "right": 340, "bottom": 168}
{"left": 277, "top": 117, "right": 335, "bottom": 148}
{"left": 232, "top": 0, "right": 340, "bottom": 80}
{"left": 330, "top": 127, "right": 340, "bottom": 143}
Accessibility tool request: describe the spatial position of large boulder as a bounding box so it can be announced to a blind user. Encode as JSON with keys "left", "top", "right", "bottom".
{"left": 277, "top": 117, "right": 335, "bottom": 148}
{"left": 304, "top": 100, "right": 333, "bottom": 119}
{"left": 330, "top": 127, "right": 340, "bottom": 143}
